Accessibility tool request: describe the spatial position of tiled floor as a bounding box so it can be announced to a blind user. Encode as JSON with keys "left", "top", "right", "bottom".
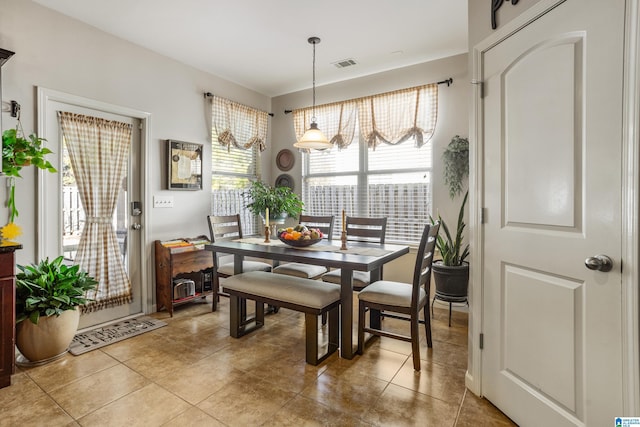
{"left": 1, "top": 296, "right": 516, "bottom": 426}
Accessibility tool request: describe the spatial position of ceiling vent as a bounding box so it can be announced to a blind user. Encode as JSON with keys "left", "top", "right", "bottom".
{"left": 332, "top": 58, "right": 357, "bottom": 69}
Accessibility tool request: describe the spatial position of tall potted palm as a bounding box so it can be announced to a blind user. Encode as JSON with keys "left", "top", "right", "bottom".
{"left": 431, "top": 135, "right": 469, "bottom": 324}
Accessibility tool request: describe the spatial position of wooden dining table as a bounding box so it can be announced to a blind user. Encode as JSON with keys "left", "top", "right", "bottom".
{"left": 205, "top": 238, "right": 409, "bottom": 359}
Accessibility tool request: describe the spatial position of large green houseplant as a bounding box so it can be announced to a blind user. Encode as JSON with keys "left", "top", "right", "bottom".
{"left": 431, "top": 135, "right": 470, "bottom": 325}
{"left": 244, "top": 180, "right": 304, "bottom": 220}
{"left": 15, "top": 256, "right": 97, "bottom": 363}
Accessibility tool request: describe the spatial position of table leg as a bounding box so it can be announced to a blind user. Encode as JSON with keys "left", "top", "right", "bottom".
{"left": 340, "top": 269, "right": 354, "bottom": 359}
{"left": 212, "top": 265, "right": 219, "bottom": 312}
{"left": 234, "top": 254, "right": 247, "bottom": 320}
{"left": 234, "top": 254, "right": 244, "bottom": 275}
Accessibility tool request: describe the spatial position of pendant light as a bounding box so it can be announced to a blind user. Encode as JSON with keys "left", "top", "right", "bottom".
{"left": 294, "top": 37, "right": 332, "bottom": 150}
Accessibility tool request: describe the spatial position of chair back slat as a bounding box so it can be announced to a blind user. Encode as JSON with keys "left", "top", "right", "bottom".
{"left": 345, "top": 216, "right": 387, "bottom": 244}
{"left": 207, "top": 214, "right": 243, "bottom": 242}
{"left": 299, "top": 215, "right": 335, "bottom": 241}
{"left": 412, "top": 222, "right": 440, "bottom": 307}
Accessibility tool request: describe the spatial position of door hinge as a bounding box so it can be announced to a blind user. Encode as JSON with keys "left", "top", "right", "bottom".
{"left": 138, "top": 122, "right": 143, "bottom": 130}
{"left": 480, "top": 333, "right": 484, "bottom": 349}
{"left": 471, "top": 80, "right": 484, "bottom": 98}
{"left": 481, "top": 207, "right": 487, "bottom": 224}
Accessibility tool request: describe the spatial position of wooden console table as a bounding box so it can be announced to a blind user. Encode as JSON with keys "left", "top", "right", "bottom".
{"left": 154, "top": 240, "right": 214, "bottom": 316}
{"left": 0, "top": 241, "right": 21, "bottom": 389}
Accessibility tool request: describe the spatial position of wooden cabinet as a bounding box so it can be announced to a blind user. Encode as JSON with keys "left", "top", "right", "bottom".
{"left": 0, "top": 242, "right": 21, "bottom": 389}
{"left": 154, "top": 240, "right": 215, "bottom": 316}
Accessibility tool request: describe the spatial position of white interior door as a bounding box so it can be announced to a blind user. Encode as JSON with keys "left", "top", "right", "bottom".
{"left": 38, "top": 89, "right": 148, "bottom": 329}
{"left": 481, "top": 1, "right": 625, "bottom": 425}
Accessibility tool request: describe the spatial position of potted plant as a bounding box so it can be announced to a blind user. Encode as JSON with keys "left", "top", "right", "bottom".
{"left": 15, "top": 256, "right": 97, "bottom": 363}
{"left": 244, "top": 180, "right": 304, "bottom": 223}
{"left": 431, "top": 135, "right": 470, "bottom": 325}
{"left": 1, "top": 127, "right": 57, "bottom": 241}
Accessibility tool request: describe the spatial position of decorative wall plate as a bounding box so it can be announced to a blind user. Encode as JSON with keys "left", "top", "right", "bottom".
{"left": 276, "top": 149, "right": 295, "bottom": 171}
{"left": 275, "top": 174, "right": 294, "bottom": 191}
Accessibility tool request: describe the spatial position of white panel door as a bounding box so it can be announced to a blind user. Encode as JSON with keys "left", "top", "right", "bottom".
{"left": 481, "top": 1, "right": 624, "bottom": 425}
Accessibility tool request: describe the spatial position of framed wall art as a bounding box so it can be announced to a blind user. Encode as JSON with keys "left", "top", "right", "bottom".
{"left": 167, "top": 139, "right": 203, "bottom": 190}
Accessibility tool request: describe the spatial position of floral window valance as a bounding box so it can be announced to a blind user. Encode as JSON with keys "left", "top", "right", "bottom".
{"left": 210, "top": 95, "right": 268, "bottom": 151}
{"left": 292, "top": 83, "right": 438, "bottom": 150}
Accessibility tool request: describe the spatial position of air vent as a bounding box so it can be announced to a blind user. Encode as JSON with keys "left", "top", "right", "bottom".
{"left": 332, "top": 58, "right": 357, "bottom": 69}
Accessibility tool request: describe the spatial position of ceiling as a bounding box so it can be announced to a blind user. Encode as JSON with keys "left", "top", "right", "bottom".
{"left": 33, "top": 0, "right": 468, "bottom": 97}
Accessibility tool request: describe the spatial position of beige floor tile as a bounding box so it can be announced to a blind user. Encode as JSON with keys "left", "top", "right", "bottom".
{"left": 155, "top": 361, "right": 245, "bottom": 405}
{"left": 300, "top": 368, "right": 389, "bottom": 419}
{"left": 197, "top": 371, "right": 296, "bottom": 425}
{"left": 78, "top": 383, "right": 191, "bottom": 427}
{"left": 48, "top": 363, "right": 149, "bottom": 419}
{"left": 0, "top": 372, "right": 47, "bottom": 408}
{"left": 269, "top": 394, "right": 371, "bottom": 426}
{"left": 100, "top": 329, "right": 171, "bottom": 362}
{"left": 122, "top": 337, "right": 211, "bottom": 381}
{"left": 23, "top": 350, "right": 119, "bottom": 393}
{"left": 161, "top": 406, "right": 226, "bottom": 426}
{"left": 247, "top": 349, "right": 330, "bottom": 393}
{"left": 326, "top": 345, "right": 408, "bottom": 383}
{"left": 167, "top": 326, "right": 233, "bottom": 358}
{"left": 0, "top": 394, "right": 75, "bottom": 427}
{"left": 455, "top": 390, "right": 518, "bottom": 426}
{"left": 165, "top": 310, "right": 227, "bottom": 334}
{"left": 213, "top": 339, "right": 292, "bottom": 372}
{"left": 420, "top": 340, "right": 468, "bottom": 370}
{"left": 364, "top": 383, "right": 458, "bottom": 427}
{"left": 391, "top": 359, "right": 466, "bottom": 405}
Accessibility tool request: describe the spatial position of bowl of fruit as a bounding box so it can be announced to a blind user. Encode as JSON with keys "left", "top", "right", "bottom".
{"left": 277, "top": 225, "right": 323, "bottom": 247}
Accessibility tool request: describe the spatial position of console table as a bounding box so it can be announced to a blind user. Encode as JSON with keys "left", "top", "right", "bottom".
{"left": 0, "top": 241, "right": 21, "bottom": 388}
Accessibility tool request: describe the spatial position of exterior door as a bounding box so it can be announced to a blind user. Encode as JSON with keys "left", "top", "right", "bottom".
{"left": 481, "top": 0, "right": 625, "bottom": 425}
{"left": 38, "top": 89, "right": 147, "bottom": 329}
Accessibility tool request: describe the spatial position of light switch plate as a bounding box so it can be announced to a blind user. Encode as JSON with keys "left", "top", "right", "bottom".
{"left": 153, "top": 195, "right": 174, "bottom": 208}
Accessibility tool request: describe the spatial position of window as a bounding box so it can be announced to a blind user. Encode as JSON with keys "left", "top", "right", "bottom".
{"left": 303, "top": 131, "right": 432, "bottom": 244}
{"left": 294, "top": 83, "right": 438, "bottom": 244}
{"left": 211, "top": 132, "right": 260, "bottom": 235}
{"left": 209, "top": 94, "right": 267, "bottom": 235}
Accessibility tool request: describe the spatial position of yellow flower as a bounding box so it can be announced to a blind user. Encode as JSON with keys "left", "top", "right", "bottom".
{"left": 1, "top": 222, "right": 22, "bottom": 240}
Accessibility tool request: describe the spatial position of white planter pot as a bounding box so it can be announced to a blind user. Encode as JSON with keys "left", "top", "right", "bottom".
{"left": 16, "top": 308, "right": 80, "bottom": 362}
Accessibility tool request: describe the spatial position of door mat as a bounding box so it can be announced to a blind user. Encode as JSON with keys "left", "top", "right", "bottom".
{"left": 69, "top": 316, "right": 167, "bottom": 356}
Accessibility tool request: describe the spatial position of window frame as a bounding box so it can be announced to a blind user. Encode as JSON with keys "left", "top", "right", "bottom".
{"left": 210, "top": 135, "right": 261, "bottom": 235}
{"left": 302, "top": 134, "right": 432, "bottom": 245}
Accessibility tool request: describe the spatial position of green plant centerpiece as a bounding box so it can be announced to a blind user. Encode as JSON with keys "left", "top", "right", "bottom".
{"left": 1, "top": 127, "right": 57, "bottom": 241}
{"left": 430, "top": 135, "right": 469, "bottom": 326}
{"left": 15, "top": 256, "right": 97, "bottom": 363}
{"left": 244, "top": 180, "right": 304, "bottom": 221}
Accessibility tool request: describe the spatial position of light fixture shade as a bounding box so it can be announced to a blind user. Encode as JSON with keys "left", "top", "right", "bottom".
{"left": 293, "top": 122, "right": 332, "bottom": 150}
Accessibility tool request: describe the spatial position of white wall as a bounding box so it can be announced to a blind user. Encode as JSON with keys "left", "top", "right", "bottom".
{"left": 271, "top": 54, "right": 469, "bottom": 282}
{"left": 0, "top": 0, "right": 271, "bottom": 265}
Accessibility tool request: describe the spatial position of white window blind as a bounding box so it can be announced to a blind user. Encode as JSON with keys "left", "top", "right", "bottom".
{"left": 303, "top": 132, "right": 432, "bottom": 244}
{"left": 211, "top": 133, "right": 260, "bottom": 234}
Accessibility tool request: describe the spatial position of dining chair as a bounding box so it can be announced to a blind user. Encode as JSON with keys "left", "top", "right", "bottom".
{"left": 272, "top": 214, "right": 335, "bottom": 279}
{"left": 321, "top": 216, "right": 387, "bottom": 290}
{"left": 207, "top": 214, "right": 272, "bottom": 298}
{"left": 357, "top": 222, "right": 439, "bottom": 371}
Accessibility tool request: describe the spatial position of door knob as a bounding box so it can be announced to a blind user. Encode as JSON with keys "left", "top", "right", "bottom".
{"left": 584, "top": 254, "right": 613, "bottom": 272}
{"left": 131, "top": 223, "right": 142, "bottom": 230}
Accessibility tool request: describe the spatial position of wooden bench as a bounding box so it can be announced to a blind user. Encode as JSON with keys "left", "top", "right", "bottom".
{"left": 222, "top": 271, "right": 341, "bottom": 365}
